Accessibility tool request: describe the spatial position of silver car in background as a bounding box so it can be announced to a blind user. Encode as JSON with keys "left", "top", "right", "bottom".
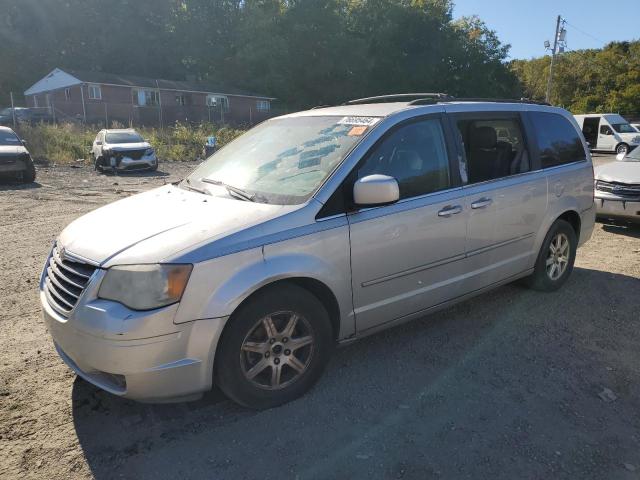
{"left": 594, "top": 147, "right": 640, "bottom": 223}
{"left": 40, "top": 95, "right": 595, "bottom": 409}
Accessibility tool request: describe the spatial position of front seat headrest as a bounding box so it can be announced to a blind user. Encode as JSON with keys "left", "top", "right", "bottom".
{"left": 470, "top": 126, "right": 497, "bottom": 149}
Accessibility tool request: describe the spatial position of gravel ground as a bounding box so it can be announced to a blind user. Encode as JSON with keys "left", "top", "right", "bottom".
{"left": 1, "top": 155, "right": 639, "bottom": 480}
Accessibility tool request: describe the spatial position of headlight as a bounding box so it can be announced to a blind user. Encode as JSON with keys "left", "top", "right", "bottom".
{"left": 98, "top": 264, "right": 192, "bottom": 310}
{"left": 145, "top": 148, "right": 154, "bottom": 156}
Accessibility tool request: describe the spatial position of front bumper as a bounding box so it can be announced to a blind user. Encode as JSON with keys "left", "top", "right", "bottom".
{"left": 41, "top": 284, "right": 227, "bottom": 403}
{"left": 105, "top": 154, "right": 157, "bottom": 171}
{"left": 0, "top": 158, "right": 26, "bottom": 174}
{"left": 595, "top": 195, "right": 640, "bottom": 223}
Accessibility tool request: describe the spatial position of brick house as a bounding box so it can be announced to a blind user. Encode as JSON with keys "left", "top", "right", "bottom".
{"left": 24, "top": 68, "right": 275, "bottom": 127}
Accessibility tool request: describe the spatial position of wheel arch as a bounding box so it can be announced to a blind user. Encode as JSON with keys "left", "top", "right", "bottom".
{"left": 224, "top": 277, "right": 342, "bottom": 342}
{"left": 533, "top": 207, "right": 582, "bottom": 264}
{"left": 557, "top": 209, "right": 581, "bottom": 242}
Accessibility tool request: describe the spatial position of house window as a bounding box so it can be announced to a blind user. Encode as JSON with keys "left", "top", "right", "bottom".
{"left": 207, "top": 94, "right": 229, "bottom": 112}
{"left": 33, "top": 96, "right": 39, "bottom": 108}
{"left": 175, "top": 93, "right": 187, "bottom": 106}
{"left": 256, "top": 100, "right": 270, "bottom": 112}
{"left": 88, "top": 84, "right": 102, "bottom": 100}
{"left": 133, "top": 89, "right": 160, "bottom": 106}
{"left": 65, "top": 88, "right": 71, "bottom": 101}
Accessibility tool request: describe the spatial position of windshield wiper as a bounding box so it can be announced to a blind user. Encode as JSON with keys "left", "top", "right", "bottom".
{"left": 182, "top": 178, "right": 211, "bottom": 195}
{"left": 200, "top": 178, "right": 256, "bottom": 202}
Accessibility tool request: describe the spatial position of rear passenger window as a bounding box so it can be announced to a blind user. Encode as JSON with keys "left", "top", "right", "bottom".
{"left": 530, "top": 112, "right": 586, "bottom": 168}
{"left": 357, "top": 118, "right": 450, "bottom": 199}
{"left": 456, "top": 117, "right": 530, "bottom": 184}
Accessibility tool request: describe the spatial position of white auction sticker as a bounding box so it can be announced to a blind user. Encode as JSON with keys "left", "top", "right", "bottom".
{"left": 337, "top": 116, "right": 381, "bottom": 126}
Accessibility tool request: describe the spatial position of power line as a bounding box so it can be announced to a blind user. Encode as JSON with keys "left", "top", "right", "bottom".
{"left": 563, "top": 20, "right": 607, "bottom": 47}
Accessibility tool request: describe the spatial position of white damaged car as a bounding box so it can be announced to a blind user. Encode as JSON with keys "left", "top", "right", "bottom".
{"left": 91, "top": 128, "right": 158, "bottom": 172}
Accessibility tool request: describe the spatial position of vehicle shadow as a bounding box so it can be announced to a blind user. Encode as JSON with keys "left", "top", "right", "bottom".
{"left": 0, "top": 179, "right": 42, "bottom": 190}
{"left": 601, "top": 222, "right": 640, "bottom": 239}
{"left": 72, "top": 267, "right": 640, "bottom": 480}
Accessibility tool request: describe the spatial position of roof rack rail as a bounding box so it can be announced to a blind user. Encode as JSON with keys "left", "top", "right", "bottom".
{"left": 310, "top": 105, "right": 332, "bottom": 109}
{"left": 409, "top": 96, "right": 550, "bottom": 106}
{"left": 345, "top": 93, "right": 451, "bottom": 105}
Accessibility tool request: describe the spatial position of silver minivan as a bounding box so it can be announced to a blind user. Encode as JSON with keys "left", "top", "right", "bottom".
{"left": 40, "top": 95, "right": 595, "bottom": 409}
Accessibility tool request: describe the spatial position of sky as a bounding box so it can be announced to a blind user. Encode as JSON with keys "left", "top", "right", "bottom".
{"left": 453, "top": 0, "right": 639, "bottom": 60}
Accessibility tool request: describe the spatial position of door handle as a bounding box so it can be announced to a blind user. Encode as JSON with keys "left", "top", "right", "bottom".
{"left": 437, "top": 205, "right": 463, "bottom": 217}
{"left": 471, "top": 197, "right": 493, "bottom": 209}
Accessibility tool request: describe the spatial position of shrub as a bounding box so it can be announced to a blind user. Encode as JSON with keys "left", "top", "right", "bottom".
{"left": 16, "top": 122, "right": 246, "bottom": 164}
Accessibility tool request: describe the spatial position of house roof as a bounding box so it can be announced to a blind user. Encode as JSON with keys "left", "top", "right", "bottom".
{"left": 25, "top": 68, "right": 275, "bottom": 99}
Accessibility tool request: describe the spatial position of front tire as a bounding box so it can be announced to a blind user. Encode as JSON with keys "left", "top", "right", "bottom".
{"left": 215, "top": 284, "right": 333, "bottom": 409}
{"left": 525, "top": 219, "right": 577, "bottom": 292}
{"left": 94, "top": 156, "right": 104, "bottom": 172}
{"left": 616, "top": 143, "right": 629, "bottom": 155}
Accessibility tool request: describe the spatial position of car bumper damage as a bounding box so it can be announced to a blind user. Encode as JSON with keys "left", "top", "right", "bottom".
{"left": 105, "top": 149, "right": 157, "bottom": 170}
{"left": 595, "top": 189, "right": 640, "bottom": 223}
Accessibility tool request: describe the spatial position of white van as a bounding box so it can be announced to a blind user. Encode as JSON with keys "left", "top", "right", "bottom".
{"left": 574, "top": 113, "right": 640, "bottom": 155}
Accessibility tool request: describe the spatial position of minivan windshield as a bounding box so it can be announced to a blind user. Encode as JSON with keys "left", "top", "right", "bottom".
{"left": 611, "top": 123, "right": 636, "bottom": 134}
{"left": 105, "top": 131, "right": 144, "bottom": 144}
{"left": 0, "top": 130, "right": 21, "bottom": 145}
{"left": 185, "top": 116, "right": 376, "bottom": 204}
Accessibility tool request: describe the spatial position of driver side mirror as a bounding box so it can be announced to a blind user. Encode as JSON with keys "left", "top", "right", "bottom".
{"left": 21, "top": 139, "right": 27, "bottom": 146}
{"left": 353, "top": 175, "right": 400, "bottom": 207}
{"left": 96, "top": 141, "right": 102, "bottom": 145}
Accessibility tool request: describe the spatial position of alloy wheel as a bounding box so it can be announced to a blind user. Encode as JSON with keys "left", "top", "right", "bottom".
{"left": 546, "top": 232, "right": 570, "bottom": 281}
{"left": 240, "top": 311, "right": 315, "bottom": 390}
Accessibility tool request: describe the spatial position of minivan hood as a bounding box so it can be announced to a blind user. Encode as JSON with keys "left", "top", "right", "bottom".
{"left": 58, "top": 184, "right": 292, "bottom": 266}
{"left": 0, "top": 145, "right": 28, "bottom": 155}
{"left": 618, "top": 132, "right": 640, "bottom": 143}
{"left": 595, "top": 161, "right": 640, "bottom": 184}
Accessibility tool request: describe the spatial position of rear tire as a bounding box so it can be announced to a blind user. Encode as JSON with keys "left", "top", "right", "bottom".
{"left": 524, "top": 219, "right": 577, "bottom": 292}
{"left": 215, "top": 284, "right": 333, "bottom": 409}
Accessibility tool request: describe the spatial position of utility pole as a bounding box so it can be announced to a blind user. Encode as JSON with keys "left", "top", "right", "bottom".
{"left": 10, "top": 92, "right": 16, "bottom": 128}
{"left": 545, "top": 15, "right": 567, "bottom": 103}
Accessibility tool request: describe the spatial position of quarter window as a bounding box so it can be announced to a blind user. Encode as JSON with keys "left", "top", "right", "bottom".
{"left": 88, "top": 84, "right": 102, "bottom": 100}
{"left": 357, "top": 118, "right": 450, "bottom": 200}
{"left": 456, "top": 117, "right": 530, "bottom": 184}
{"left": 530, "top": 112, "right": 586, "bottom": 168}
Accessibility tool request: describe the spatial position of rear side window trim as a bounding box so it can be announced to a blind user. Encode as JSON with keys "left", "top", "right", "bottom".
{"left": 524, "top": 111, "right": 588, "bottom": 170}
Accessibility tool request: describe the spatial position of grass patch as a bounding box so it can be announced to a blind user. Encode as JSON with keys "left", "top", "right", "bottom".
{"left": 16, "top": 122, "right": 246, "bottom": 165}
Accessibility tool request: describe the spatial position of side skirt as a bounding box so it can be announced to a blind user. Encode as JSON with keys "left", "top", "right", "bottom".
{"left": 338, "top": 268, "right": 534, "bottom": 345}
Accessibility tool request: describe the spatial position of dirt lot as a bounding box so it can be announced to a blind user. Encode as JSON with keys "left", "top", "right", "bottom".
{"left": 1, "top": 155, "right": 639, "bottom": 480}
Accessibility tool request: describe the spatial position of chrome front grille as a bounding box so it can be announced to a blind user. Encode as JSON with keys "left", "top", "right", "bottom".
{"left": 44, "top": 245, "right": 97, "bottom": 317}
{"left": 596, "top": 180, "right": 640, "bottom": 198}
